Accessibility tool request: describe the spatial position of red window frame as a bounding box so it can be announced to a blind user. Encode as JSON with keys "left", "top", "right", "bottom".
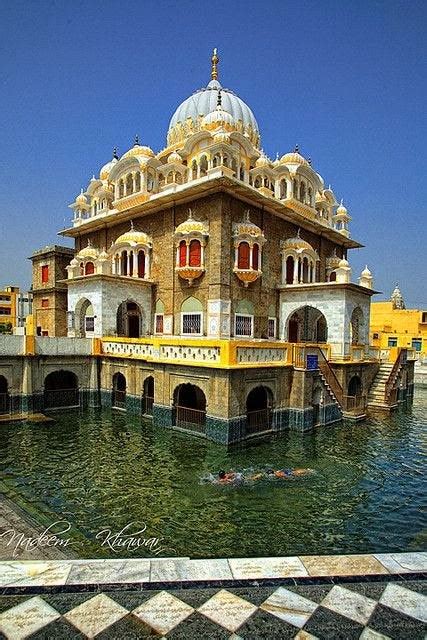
{"left": 41, "top": 265, "right": 49, "bottom": 283}
{"left": 237, "top": 242, "right": 250, "bottom": 269}
{"left": 189, "top": 239, "right": 201, "bottom": 267}
{"left": 179, "top": 241, "right": 187, "bottom": 267}
{"left": 84, "top": 262, "right": 95, "bottom": 275}
{"left": 252, "top": 243, "right": 259, "bottom": 270}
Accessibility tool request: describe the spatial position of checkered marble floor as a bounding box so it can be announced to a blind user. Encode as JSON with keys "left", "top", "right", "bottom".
{"left": 0, "top": 578, "right": 425, "bottom": 639}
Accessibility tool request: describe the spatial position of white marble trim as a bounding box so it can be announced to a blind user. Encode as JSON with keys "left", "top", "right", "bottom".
{"left": 0, "top": 552, "right": 425, "bottom": 587}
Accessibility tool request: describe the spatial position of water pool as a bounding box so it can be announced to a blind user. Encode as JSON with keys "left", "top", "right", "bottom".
{"left": 0, "top": 390, "right": 425, "bottom": 559}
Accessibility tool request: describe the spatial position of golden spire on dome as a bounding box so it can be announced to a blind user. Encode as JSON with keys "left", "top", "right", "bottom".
{"left": 211, "top": 47, "right": 219, "bottom": 80}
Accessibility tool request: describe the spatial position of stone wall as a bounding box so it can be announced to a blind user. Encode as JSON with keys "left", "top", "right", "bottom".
{"left": 73, "top": 193, "right": 351, "bottom": 339}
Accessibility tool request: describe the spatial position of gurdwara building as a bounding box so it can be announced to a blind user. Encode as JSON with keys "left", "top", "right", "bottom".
{"left": 46, "top": 50, "right": 413, "bottom": 442}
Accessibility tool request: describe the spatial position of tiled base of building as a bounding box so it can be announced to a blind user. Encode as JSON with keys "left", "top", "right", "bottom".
{"left": 0, "top": 555, "right": 425, "bottom": 639}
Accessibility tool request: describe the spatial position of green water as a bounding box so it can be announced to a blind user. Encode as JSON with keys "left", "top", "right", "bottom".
{"left": 1, "top": 390, "right": 426, "bottom": 559}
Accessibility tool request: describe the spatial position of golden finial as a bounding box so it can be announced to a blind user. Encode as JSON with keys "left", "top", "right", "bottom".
{"left": 211, "top": 47, "right": 219, "bottom": 81}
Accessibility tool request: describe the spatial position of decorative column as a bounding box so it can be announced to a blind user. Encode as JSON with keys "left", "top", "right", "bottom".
{"left": 293, "top": 257, "right": 299, "bottom": 284}
{"left": 132, "top": 250, "right": 138, "bottom": 277}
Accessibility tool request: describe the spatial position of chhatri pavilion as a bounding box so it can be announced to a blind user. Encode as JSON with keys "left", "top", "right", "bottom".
{"left": 32, "top": 49, "right": 412, "bottom": 442}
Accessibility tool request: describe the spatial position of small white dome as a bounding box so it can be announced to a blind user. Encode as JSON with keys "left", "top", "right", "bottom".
{"left": 339, "top": 258, "right": 350, "bottom": 268}
{"left": 100, "top": 154, "right": 118, "bottom": 180}
{"left": 75, "top": 189, "right": 87, "bottom": 206}
{"left": 255, "top": 152, "right": 271, "bottom": 168}
{"left": 122, "top": 137, "right": 155, "bottom": 160}
{"left": 202, "top": 104, "right": 236, "bottom": 130}
{"left": 279, "top": 147, "right": 309, "bottom": 166}
{"left": 336, "top": 200, "right": 348, "bottom": 216}
{"left": 361, "top": 265, "right": 372, "bottom": 277}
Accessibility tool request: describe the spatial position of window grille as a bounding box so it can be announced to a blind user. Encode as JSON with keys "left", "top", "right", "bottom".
{"left": 155, "top": 314, "right": 164, "bottom": 334}
{"left": 85, "top": 317, "right": 94, "bottom": 332}
{"left": 235, "top": 314, "right": 253, "bottom": 337}
{"left": 268, "top": 317, "right": 276, "bottom": 338}
{"left": 182, "top": 313, "right": 202, "bottom": 335}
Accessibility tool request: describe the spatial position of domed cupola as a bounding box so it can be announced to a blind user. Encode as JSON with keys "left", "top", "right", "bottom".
{"left": 113, "top": 221, "right": 152, "bottom": 249}
{"left": 167, "top": 49, "right": 260, "bottom": 148}
{"left": 333, "top": 199, "right": 351, "bottom": 237}
{"left": 77, "top": 239, "right": 99, "bottom": 260}
{"left": 100, "top": 148, "right": 119, "bottom": 180}
{"left": 201, "top": 91, "right": 236, "bottom": 132}
{"left": 122, "top": 135, "right": 155, "bottom": 160}
{"left": 279, "top": 145, "right": 309, "bottom": 167}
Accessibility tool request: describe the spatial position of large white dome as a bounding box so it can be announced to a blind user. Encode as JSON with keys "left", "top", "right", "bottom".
{"left": 167, "top": 78, "right": 260, "bottom": 148}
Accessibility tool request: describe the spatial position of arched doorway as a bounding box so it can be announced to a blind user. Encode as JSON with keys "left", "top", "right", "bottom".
{"left": 116, "top": 301, "right": 143, "bottom": 338}
{"left": 173, "top": 383, "right": 206, "bottom": 434}
{"left": 0, "top": 376, "right": 9, "bottom": 414}
{"left": 347, "top": 375, "right": 363, "bottom": 412}
{"left": 75, "top": 298, "right": 94, "bottom": 337}
{"left": 287, "top": 306, "right": 328, "bottom": 343}
{"left": 44, "top": 371, "right": 79, "bottom": 409}
{"left": 350, "top": 307, "right": 364, "bottom": 345}
{"left": 142, "top": 376, "right": 154, "bottom": 416}
{"left": 112, "top": 373, "right": 126, "bottom": 409}
{"left": 246, "top": 386, "right": 273, "bottom": 435}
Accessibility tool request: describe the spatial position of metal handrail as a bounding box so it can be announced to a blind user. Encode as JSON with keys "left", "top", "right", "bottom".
{"left": 315, "top": 347, "right": 344, "bottom": 407}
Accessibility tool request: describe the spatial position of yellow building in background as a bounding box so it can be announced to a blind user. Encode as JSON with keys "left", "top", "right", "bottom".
{"left": 0, "top": 286, "right": 19, "bottom": 332}
{"left": 370, "top": 286, "right": 427, "bottom": 357}
{"left": 0, "top": 286, "right": 33, "bottom": 333}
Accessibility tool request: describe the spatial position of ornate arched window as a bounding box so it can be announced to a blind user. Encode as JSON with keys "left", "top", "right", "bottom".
{"left": 237, "top": 242, "right": 250, "bottom": 269}
{"left": 146, "top": 169, "right": 155, "bottom": 192}
{"left": 179, "top": 240, "right": 187, "bottom": 267}
{"left": 137, "top": 250, "right": 145, "bottom": 278}
{"left": 300, "top": 182, "right": 306, "bottom": 202}
{"left": 200, "top": 155, "right": 208, "bottom": 177}
{"left": 110, "top": 224, "right": 152, "bottom": 279}
{"left": 85, "top": 261, "right": 95, "bottom": 275}
{"left": 126, "top": 174, "right": 133, "bottom": 195}
{"left": 135, "top": 172, "right": 141, "bottom": 191}
{"left": 189, "top": 239, "right": 201, "bottom": 267}
{"left": 119, "top": 180, "right": 124, "bottom": 198}
{"left": 181, "top": 296, "right": 203, "bottom": 335}
{"left": 174, "top": 210, "right": 209, "bottom": 285}
{"left": 281, "top": 233, "right": 319, "bottom": 285}
{"left": 252, "top": 243, "right": 259, "bottom": 270}
{"left": 191, "top": 159, "right": 198, "bottom": 179}
{"left": 280, "top": 179, "right": 287, "bottom": 199}
{"left": 233, "top": 212, "right": 266, "bottom": 287}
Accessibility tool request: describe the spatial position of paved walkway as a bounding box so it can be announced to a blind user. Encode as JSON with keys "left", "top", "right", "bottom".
{"left": 0, "top": 553, "right": 425, "bottom": 638}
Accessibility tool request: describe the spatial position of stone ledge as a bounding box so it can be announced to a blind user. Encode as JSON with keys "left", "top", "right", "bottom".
{"left": 0, "top": 552, "right": 425, "bottom": 590}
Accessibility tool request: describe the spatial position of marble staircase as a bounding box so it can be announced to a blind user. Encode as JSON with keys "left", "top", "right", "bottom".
{"left": 367, "top": 362, "right": 396, "bottom": 409}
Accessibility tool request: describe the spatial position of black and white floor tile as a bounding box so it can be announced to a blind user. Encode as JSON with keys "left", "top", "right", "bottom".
{"left": 0, "top": 579, "right": 425, "bottom": 639}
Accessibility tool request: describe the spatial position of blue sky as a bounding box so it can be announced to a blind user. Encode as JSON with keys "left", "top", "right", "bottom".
{"left": 0, "top": 0, "right": 425, "bottom": 306}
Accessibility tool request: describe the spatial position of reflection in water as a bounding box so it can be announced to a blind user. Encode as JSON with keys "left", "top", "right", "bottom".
{"left": 0, "top": 391, "right": 425, "bottom": 559}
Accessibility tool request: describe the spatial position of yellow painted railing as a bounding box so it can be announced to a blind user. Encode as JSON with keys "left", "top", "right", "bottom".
{"left": 98, "top": 336, "right": 293, "bottom": 368}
